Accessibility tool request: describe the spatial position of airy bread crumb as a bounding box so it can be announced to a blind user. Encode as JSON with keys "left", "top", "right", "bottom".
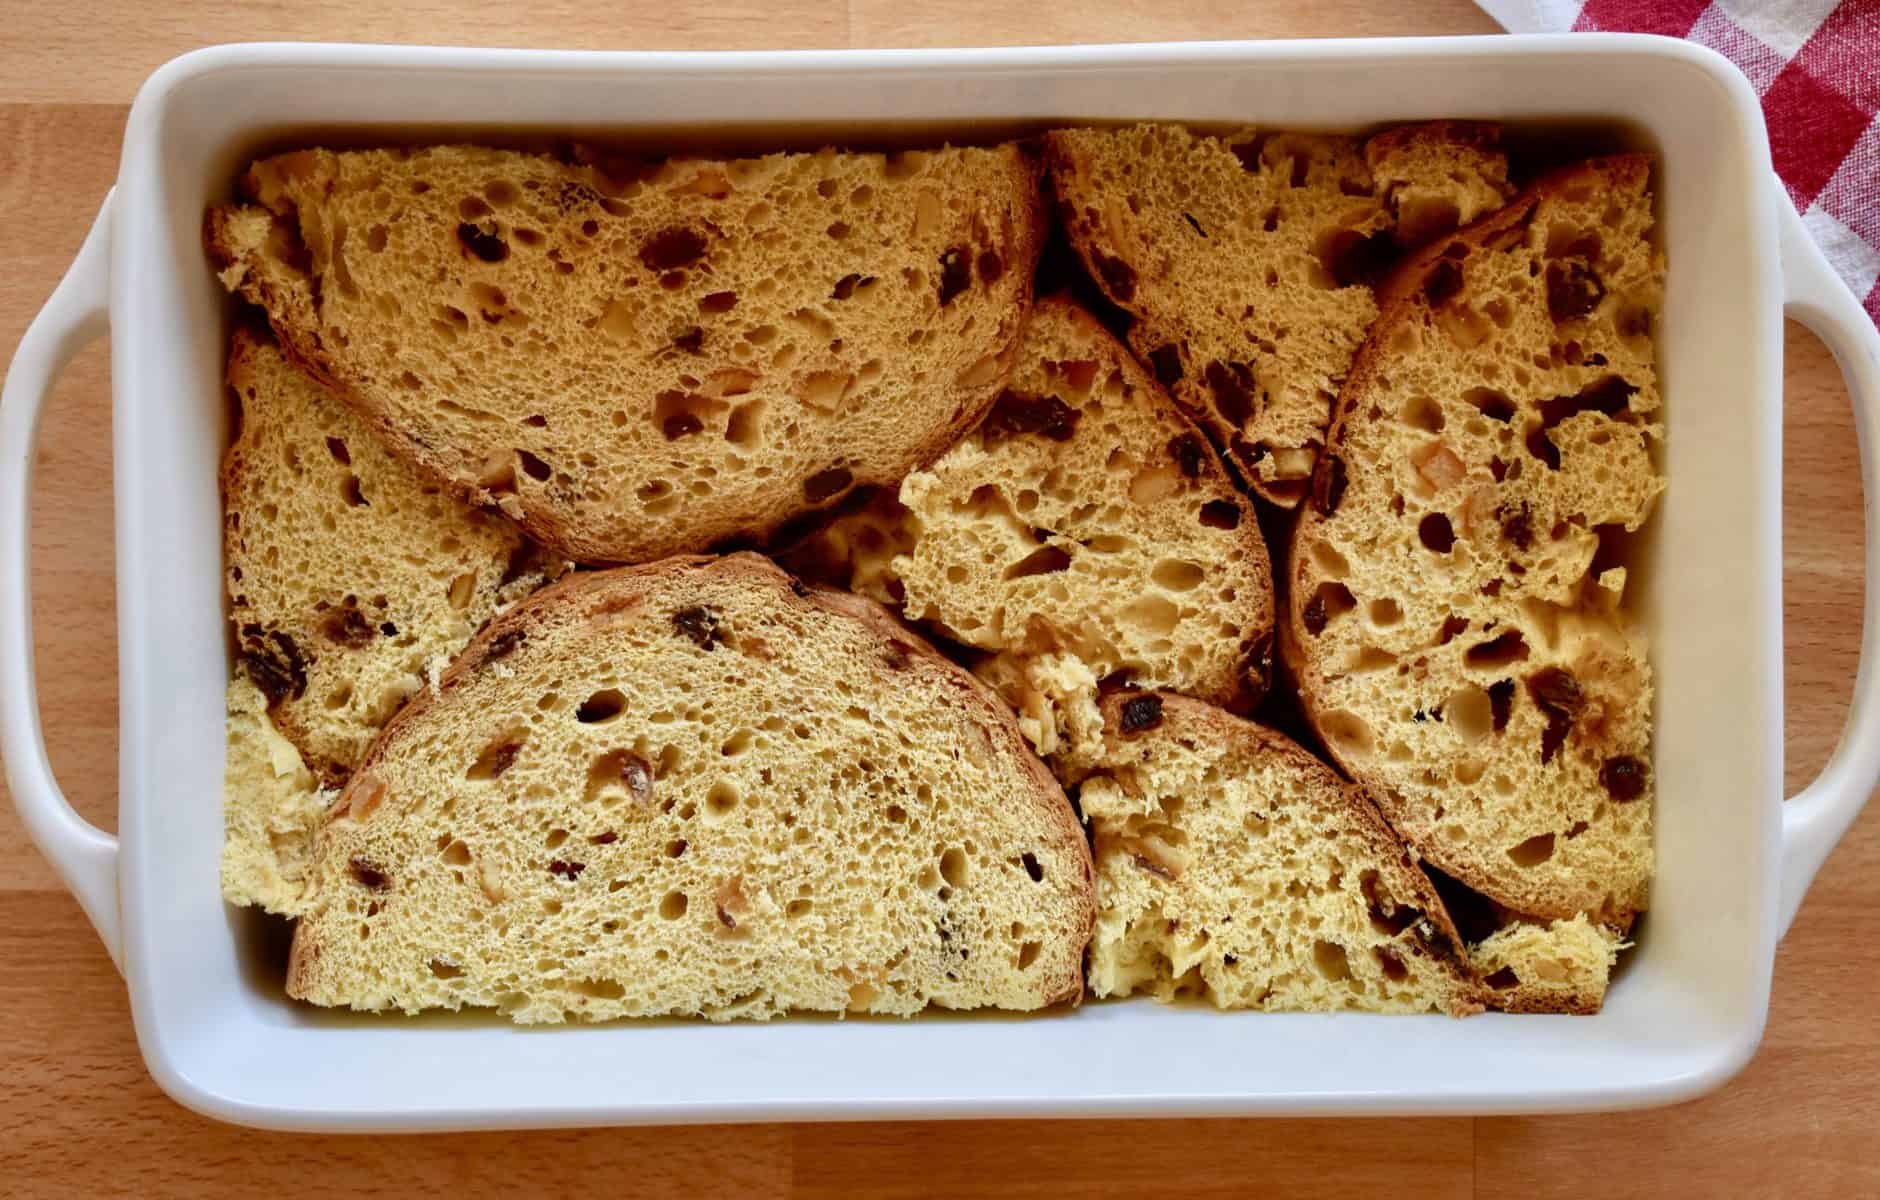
{"left": 1285, "top": 155, "right": 1662, "bottom": 923}
{"left": 207, "top": 142, "right": 1047, "bottom": 563}
{"left": 286, "top": 555, "right": 1096, "bottom": 1022}
{"left": 1080, "top": 692, "right": 1481, "bottom": 1016}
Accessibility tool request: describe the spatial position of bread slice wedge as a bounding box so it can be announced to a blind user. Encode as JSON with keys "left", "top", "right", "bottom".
{"left": 1044, "top": 122, "right": 1510, "bottom": 506}
{"left": 783, "top": 295, "right": 1274, "bottom": 763}
{"left": 1472, "top": 914, "right": 1625, "bottom": 1014}
{"left": 1284, "top": 155, "right": 1663, "bottom": 924}
{"left": 223, "top": 328, "right": 557, "bottom": 787}
{"left": 1366, "top": 121, "right": 1517, "bottom": 249}
{"left": 285, "top": 553, "right": 1096, "bottom": 1022}
{"left": 221, "top": 678, "right": 331, "bottom": 916}
{"left": 206, "top": 142, "right": 1047, "bottom": 564}
{"left": 1078, "top": 691, "right": 1481, "bottom": 1015}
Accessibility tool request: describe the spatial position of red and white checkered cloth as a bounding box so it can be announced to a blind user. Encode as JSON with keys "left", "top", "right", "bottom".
{"left": 1478, "top": 0, "right": 1880, "bottom": 325}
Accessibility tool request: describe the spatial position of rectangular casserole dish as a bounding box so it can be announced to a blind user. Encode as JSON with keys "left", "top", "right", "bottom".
{"left": 4, "top": 35, "right": 1879, "bottom": 1131}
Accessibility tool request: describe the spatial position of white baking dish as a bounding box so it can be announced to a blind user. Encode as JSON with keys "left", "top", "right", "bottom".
{"left": 4, "top": 36, "right": 1879, "bottom": 1131}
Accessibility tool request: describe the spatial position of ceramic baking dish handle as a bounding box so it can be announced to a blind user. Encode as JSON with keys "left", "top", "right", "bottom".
{"left": 0, "top": 193, "right": 121, "bottom": 971}
{"left": 1778, "top": 185, "right": 1880, "bottom": 938}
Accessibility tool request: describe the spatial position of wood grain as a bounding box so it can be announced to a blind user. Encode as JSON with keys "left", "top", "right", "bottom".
{"left": 0, "top": 2, "right": 1873, "bottom": 1195}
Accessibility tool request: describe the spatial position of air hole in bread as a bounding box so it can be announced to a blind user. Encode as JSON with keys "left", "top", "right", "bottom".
{"left": 435, "top": 569, "right": 476, "bottom": 613}
{"left": 1151, "top": 559, "right": 1205, "bottom": 592}
{"left": 1525, "top": 425, "right": 1562, "bottom": 470}
{"left": 1125, "top": 461, "right": 1182, "bottom": 505}
{"left": 804, "top": 466, "right": 854, "bottom": 505}
{"left": 1198, "top": 499, "right": 1241, "bottom": 530}
{"left": 940, "top": 847, "right": 969, "bottom": 888}
{"left": 1317, "top": 225, "right": 1395, "bottom": 288}
{"left": 1310, "top": 541, "right": 1350, "bottom": 580}
{"left": 1018, "top": 940, "right": 1042, "bottom": 969}
{"left": 1312, "top": 940, "right": 1352, "bottom": 982}
{"left": 576, "top": 688, "right": 627, "bottom": 724}
{"left": 797, "top": 370, "right": 854, "bottom": 413}
{"left": 331, "top": 471, "right": 366, "bottom": 508}
{"left": 1465, "top": 630, "right": 1528, "bottom": 669}
{"left": 1395, "top": 195, "right": 1461, "bottom": 248}
{"left": 544, "top": 827, "right": 569, "bottom": 850}
{"left": 637, "top": 479, "right": 677, "bottom": 513}
{"left": 457, "top": 221, "right": 508, "bottom": 263}
{"left": 1401, "top": 395, "right": 1444, "bottom": 433}
{"left": 566, "top": 977, "right": 625, "bottom": 1001}
{"left": 1020, "top": 852, "right": 1044, "bottom": 882}
{"left": 1347, "top": 646, "right": 1397, "bottom": 674}
{"left": 1446, "top": 686, "right": 1493, "bottom": 742}
{"left": 653, "top": 390, "right": 724, "bottom": 441}
{"left": 1321, "top": 710, "right": 1375, "bottom": 758}
{"left": 515, "top": 450, "right": 551, "bottom": 482}
{"left": 1368, "top": 945, "right": 1408, "bottom": 982}
{"left": 468, "top": 281, "right": 509, "bottom": 319}
{"left": 658, "top": 891, "right": 688, "bottom": 920}
{"left": 1004, "top": 545, "right": 1071, "bottom": 581}
{"left": 1544, "top": 222, "right": 1602, "bottom": 261}
{"left": 587, "top": 296, "right": 637, "bottom": 345}
{"left": 705, "top": 781, "right": 740, "bottom": 820}
{"left": 1368, "top": 597, "right": 1402, "bottom": 628}
{"left": 1507, "top": 833, "right": 1556, "bottom": 867}
{"left": 1418, "top": 513, "right": 1455, "bottom": 554}
{"left": 1464, "top": 387, "right": 1515, "bottom": 422}
{"left": 1121, "top": 595, "right": 1181, "bottom": 636}
{"left": 1437, "top": 304, "right": 1493, "bottom": 349}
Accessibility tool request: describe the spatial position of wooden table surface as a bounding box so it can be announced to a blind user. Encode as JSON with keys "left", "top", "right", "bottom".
{"left": 2, "top": 1, "right": 1874, "bottom": 1195}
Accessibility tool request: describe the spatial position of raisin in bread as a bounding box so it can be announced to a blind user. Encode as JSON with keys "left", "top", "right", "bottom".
{"left": 285, "top": 554, "right": 1096, "bottom": 1022}
{"left": 1472, "top": 915, "right": 1626, "bottom": 1014}
{"left": 1285, "top": 155, "right": 1663, "bottom": 924}
{"left": 207, "top": 143, "right": 1046, "bottom": 564}
{"left": 221, "top": 679, "right": 331, "bottom": 915}
{"left": 1078, "top": 691, "right": 1481, "bottom": 1015}
{"left": 788, "top": 296, "right": 1273, "bottom": 762}
{"left": 1045, "top": 122, "right": 1511, "bottom": 506}
{"left": 224, "top": 328, "right": 557, "bottom": 787}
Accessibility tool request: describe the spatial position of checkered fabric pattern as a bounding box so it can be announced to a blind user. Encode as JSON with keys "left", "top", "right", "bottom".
{"left": 1478, "top": 0, "right": 1880, "bottom": 325}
